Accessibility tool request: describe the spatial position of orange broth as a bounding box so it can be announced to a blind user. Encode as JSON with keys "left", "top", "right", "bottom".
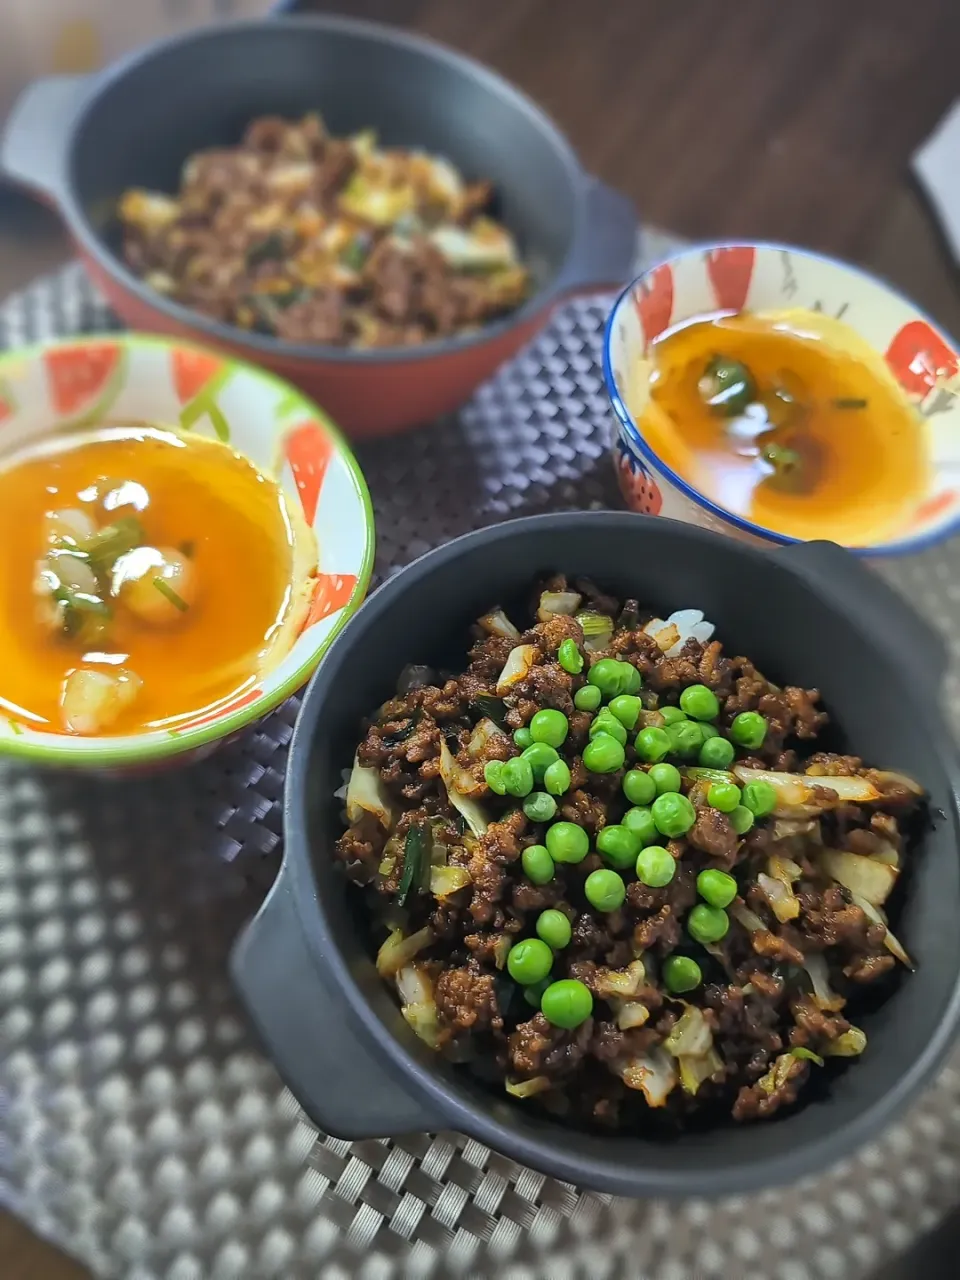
{"left": 0, "top": 425, "right": 300, "bottom": 734}
{"left": 641, "top": 311, "right": 928, "bottom": 544}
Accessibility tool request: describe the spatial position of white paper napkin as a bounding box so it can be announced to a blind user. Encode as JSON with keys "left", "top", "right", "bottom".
{"left": 914, "top": 98, "right": 960, "bottom": 266}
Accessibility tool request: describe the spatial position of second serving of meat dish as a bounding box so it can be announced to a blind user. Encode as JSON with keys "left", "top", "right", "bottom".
{"left": 336, "top": 577, "right": 924, "bottom": 1130}
{"left": 119, "top": 113, "right": 530, "bottom": 348}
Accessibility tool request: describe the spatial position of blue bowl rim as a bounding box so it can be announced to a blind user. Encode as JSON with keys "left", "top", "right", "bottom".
{"left": 602, "top": 238, "right": 960, "bottom": 559}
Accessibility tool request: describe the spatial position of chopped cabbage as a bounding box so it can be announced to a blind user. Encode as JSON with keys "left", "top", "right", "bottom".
{"left": 495, "top": 644, "right": 539, "bottom": 695}
{"left": 345, "top": 753, "right": 395, "bottom": 829}
{"left": 537, "top": 590, "right": 582, "bottom": 621}
{"left": 505, "top": 1076, "right": 552, "bottom": 1098}
{"left": 376, "top": 926, "right": 435, "bottom": 978}
{"left": 438, "top": 740, "right": 490, "bottom": 836}
{"left": 819, "top": 848, "right": 897, "bottom": 906}
{"left": 619, "top": 1047, "right": 678, "bottom": 1106}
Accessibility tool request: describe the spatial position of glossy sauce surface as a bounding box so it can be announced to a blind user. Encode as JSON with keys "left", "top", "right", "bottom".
{"left": 0, "top": 425, "right": 296, "bottom": 734}
{"left": 641, "top": 310, "right": 929, "bottom": 544}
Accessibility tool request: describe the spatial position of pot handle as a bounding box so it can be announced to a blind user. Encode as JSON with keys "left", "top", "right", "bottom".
{"left": 554, "top": 175, "right": 640, "bottom": 296}
{"left": 1, "top": 74, "right": 91, "bottom": 205}
{"left": 778, "top": 540, "right": 948, "bottom": 689}
{"left": 231, "top": 865, "right": 443, "bottom": 1139}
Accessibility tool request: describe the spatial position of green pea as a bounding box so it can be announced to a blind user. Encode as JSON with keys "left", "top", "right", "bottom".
{"left": 699, "top": 735, "right": 735, "bottom": 769}
{"left": 707, "top": 781, "right": 742, "bottom": 813}
{"left": 730, "top": 805, "right": 755, "bottom": 835}
{"left": 574, "top": 684, "right": 602, "bottom": 712}
{"left": 589, "top": 711, "right": 628, "bottom": 746}
{"left": 536, "top": 908, "right": 572, "bottom": 950}
{"left": 635, "top": 725, "right": 671, "bottom": 763}
{"left": 608, "top": 694, "right": 642, "bottom": 731}
{"left": 530, "top": 709, "right": 569, "bottom": 748}
{"left": 543, "top": 759, "right": 572, "bottom": 796}
{"left": 700, "top": 723, "right": 720, "bottom": 741}
{"left": 507, "top": 937, "right": 554, "bottom": 985}
{"left": 623, "top": 768, "right": 656, "bottom": 807}
{"left": 540, "top": 979, "right": 593, "bottom": 1029}
{"left": 648, "top": 762, "right": 682, "bottom": 794}
{"left": 679, "top": 683, "right": 721, "bottom": 722}
{"left": 546, "top": 821, "right": 589, "bottom": 864}
{"left": 623, "top": 806, "right": 658, "bottom": 847}
{"left": 663, "top": 955, "right": 702, "bottom": 994}
{"left": 596, "top": 824, "right": 641, "bottom": 869}
{"left": 557, "top": 638, "right": 583, "bottom": 675}
{"left": 584, "top": 868, "right": 626, "bottom": 912}
{"left": 583, "top": 733, "right": 626, "bottom": 774}
{"left": 484, "top": 760, "right": 507, "bottom": 795}
{"left": 635, "top": 844, "right": 676, "bottom": 887}
{"left": 651, "top": 791, "right": 697, "bottom": 837}
{"left": 588, "top": 658, "right": 623, "bottom": 698}
{"left": 523, "top": 979, "right": 550, "bottom": 1008}
{"left": 617, "top": 661, "right": 643, "bottom": 695}
{"left": 522, "top": 843, "right": 554, "bottom": 884}
{"left": 730, "top": 711, "right": 767, "bottom": 749}
{"left": 697, "top": 868, "right": 738, "bottom": 909}
{"left": 513, "top": 726, "right": 533, "bottom": 750}
{"left": 666, "top": 720, "right": 704, "bottom": 759}
{"left": 522, "top": 741, "right": 560, "bottom": 779}
{"left": 501, "top": 756, "right": 535, "bottom": 798}
{"left": 742, "top": 779, "right": 777, "bottom": 818}
{"left": 523, "top": 791, "right": 558, "bottom": 823}
{"left": 687, "top": 903, "right": 730, "bottom": 944}
{"left": 660, "top": 705, "right": 687, "bottom": 726}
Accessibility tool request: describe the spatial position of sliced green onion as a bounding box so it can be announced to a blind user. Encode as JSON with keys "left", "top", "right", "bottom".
{"left": 245, "top": 231, "right": 286, "bottom": 267}
{"left": 397, "top": 823, "right": 429, "bottom": 907}
{"left": 791, "top": 1046, "right": 824, "bottom": 1066}
{"left": 153, "top": 578, "right": 189, "bottom": 612}
{"left": 471, "top": 693, "right": 507, "bottom": 727}
{"left": 761, "top": 442, "right": 802, "bottom": 476}
{"left": 53, "top": 584, "right": 110, "bottom": 616}
{"left": 822, "top": 1027, "right": 867, "bottom": 1058}
{"left": 82, "top": 515, "right": 144, "bottom": 569}
{"left": 341, "top": 234, "right": 370, "bottom": 271}
{"left": 575, "top": 610, "right": 614, "bottom": 638}
{"left": 380, "top": 711, "right": 421, "bottom": 748}
{"left": 698, "top": 356, "right": 755, "bottom": 415}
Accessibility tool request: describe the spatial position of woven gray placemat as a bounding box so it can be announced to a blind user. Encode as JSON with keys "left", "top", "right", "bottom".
{"left": 1, "top": 253, "right": 960, "bottom": 1280}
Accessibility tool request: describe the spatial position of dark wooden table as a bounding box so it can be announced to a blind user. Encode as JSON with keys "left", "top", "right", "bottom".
{"left": 289, "top": 0, "right": 960, "bottom": 336}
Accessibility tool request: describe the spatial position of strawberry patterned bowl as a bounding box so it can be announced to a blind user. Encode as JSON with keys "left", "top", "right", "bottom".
{"left": 604, "top": 241, "right": 960, "bottom": 556}
{"left": 0, "top": 332, "right": 373, "bottom": 770}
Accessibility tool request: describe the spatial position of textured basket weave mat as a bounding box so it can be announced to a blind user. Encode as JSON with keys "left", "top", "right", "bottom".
{"left": 2, "top": 253, "right": 960, "bottom": 1280}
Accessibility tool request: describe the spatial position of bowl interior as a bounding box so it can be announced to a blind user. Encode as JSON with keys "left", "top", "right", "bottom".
{"left": 70, "top": 18, "right": 579, "bottom": 307}
{"left": 0, "top": 334, "right": 372, "bottom": 765}
{"left": 606, "top": 243, "right": 960, "bottom": 552}
{"left": 293, "top": 514, "right": 960, "bottom": 1193}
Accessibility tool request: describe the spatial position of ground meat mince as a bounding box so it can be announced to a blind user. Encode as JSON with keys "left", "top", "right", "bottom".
{"left": 335, "top": 577, "right": 924, "bottom": 1131}
{"left": 119, "top": 114, "right": 529, "bottom": 349}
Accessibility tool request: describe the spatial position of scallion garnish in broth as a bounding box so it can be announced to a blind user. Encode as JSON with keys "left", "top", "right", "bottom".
{"left": 0, "top": 424, "right": 316, "bottom": 736}
{"left": 639, "top": 310, "right": 929, "bottom": 544}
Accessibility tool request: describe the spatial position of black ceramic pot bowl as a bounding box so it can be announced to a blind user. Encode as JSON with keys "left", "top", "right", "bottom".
{"left": 232, "top": 512, "right": 960, "bottom": 1198}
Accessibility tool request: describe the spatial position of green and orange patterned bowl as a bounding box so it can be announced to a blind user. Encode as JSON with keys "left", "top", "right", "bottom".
{"left": 0, "top": 332, "right": 374, "bottom": 770}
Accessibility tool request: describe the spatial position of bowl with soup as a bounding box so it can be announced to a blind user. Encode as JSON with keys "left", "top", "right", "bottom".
{"left": 0, "top": 333, "right": 373, "bottom": 769}
{"left": 604, "top": 242, "right": 960, "bottom": 555}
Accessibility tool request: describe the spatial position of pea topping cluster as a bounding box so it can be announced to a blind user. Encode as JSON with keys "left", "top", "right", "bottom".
{"left": 494, "top": 636, "right": 770, "bottom": 1029}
